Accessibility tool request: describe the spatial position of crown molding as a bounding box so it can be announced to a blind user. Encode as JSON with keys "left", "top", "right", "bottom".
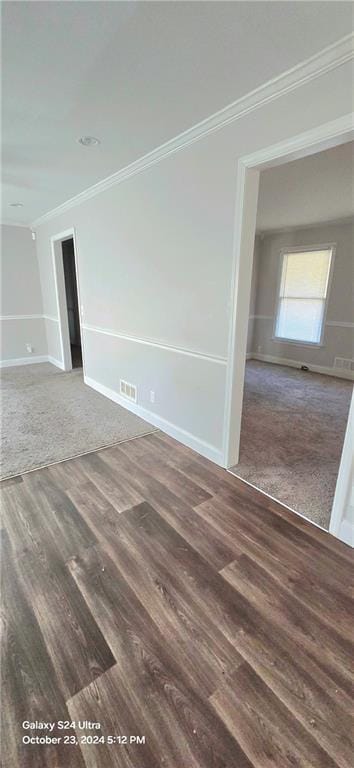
{"left": 242, "top": 112, "right": 354, "bottom": 170}
{"left": 32, "top": 33, "right": 354, "bottom": 228}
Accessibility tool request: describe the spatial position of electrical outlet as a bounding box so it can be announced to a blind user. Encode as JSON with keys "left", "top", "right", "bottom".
{"left": 26, "top": 343, "right": 33, "bottom": 353}
{"left": 257, "top": 345, "right": 262, "bottom": 353}
{"left": 150, "top": 390, "right": 155, "bottom": 404}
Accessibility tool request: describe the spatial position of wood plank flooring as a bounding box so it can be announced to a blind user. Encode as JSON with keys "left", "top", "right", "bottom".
{"left": 1, "top": 431, "right": 353, "bottom": 768}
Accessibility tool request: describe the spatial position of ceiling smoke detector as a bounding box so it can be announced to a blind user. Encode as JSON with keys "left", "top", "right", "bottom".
{"left": 10, "top": 202, "right": 24, "bottom": 207}
{"left": 78, "top": 136, "right": 100, "bottom": 147}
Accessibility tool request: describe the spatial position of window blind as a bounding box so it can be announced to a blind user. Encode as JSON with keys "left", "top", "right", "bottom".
{"left": 275, "top": 248, "right": 332, "bottom": 344}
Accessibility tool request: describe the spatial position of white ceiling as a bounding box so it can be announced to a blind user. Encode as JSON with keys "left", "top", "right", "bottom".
{"left": 256, "top": 141, "right": 354, "bottom": 232}
{"left": 2, "top": 1, "right": 353, "bottom": 225}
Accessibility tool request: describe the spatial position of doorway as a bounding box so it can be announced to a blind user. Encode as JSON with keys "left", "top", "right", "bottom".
{"left": 230, "top": 145, "right": 353, "bottom": 530}
{"left": 223, "top": 114, "right": 353, "bottom": 543}
{"left": 51, "top": 227, "right": 84, "bottom": 373}
{"left": 62, "top": 238, "right": 82, "bottom": 369}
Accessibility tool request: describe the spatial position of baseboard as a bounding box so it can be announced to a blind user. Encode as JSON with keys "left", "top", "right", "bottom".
{"left": 338, "top": 517, "right": 354, "bottom": 547}
{"left": 48, "top": 356, "right": 65, "bottom": 370}
{"left": 249, "top": 353, "right": 354, "bottom": 381}
{"left": 0, "top": 355, "right": 49, "bottom": 369}
{"left": 84, "top": 374, "right": 224, "bottom": 466}
{"left": 0, "top": 354, "right": 66, "bottom": 370}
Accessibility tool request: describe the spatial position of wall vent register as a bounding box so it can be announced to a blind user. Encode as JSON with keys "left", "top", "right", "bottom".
{"left": 334, "top": 357, "right": 354, "bottom": 371}
{"left": 120, "top": 379, "right": 137, "bottom": 403}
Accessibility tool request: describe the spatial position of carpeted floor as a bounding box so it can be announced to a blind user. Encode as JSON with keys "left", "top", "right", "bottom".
{"left": 0, "top": 363, "right": 156, "bottom": 479}
{"left": 231, "top": 360, "right": 353, "bottom": 529}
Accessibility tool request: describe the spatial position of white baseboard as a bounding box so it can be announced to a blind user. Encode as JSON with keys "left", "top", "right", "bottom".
{"left": 338, "top": 517, "right": 354, "bottom": 547}
{"left": 84, "top": 374, "right": 224, "bottom": 466}
{"left": 249, "top": 353, "right": 354, "bottom": 381}
{"left": 0, "top": 355, "right": 49, "bottom": 369}
{"left": 0, "top": 354, "right": 65, "bottom": 370}
{"left": 48, "top": 356, "right": 65, "bottom": 370}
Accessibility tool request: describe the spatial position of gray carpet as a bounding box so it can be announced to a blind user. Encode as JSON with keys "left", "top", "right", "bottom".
{"left": 0, "top": 363, "right": 157, "bottom": 479}
{"left": 231, "top": 360, "right": 353, "bottom": 529}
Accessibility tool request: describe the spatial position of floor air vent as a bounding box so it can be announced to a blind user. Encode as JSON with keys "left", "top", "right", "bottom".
{"left": 120, "top": 379, "right": 137, "bottom": 403}
{"left": 334, "top": 357, "right": 354, "bottom": 372}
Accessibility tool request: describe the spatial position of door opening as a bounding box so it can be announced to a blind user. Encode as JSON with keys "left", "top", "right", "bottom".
{"left": 223, "top": 115, "right": 353, "bottom": 543}
{"left": 51, "top": 228, "right": 83, "bottom": 373}
{"left": 61, "top": 238, "right": 82, "bottom": 369}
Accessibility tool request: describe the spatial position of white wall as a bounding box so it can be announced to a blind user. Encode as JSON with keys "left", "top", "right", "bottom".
{"left": 256, "top": 141, "right": 354, "bottom": 232}
{"left": 34, "top": 56, "right": 352, "bottom": 463}
{"left": 249, "top": 219, "right": 354, "bottom": 374}
{"left": 0, "top": 225, "right": 47, "bottom": 364}
{"left": 247, "top": 235, "right": 261, "bottom": 354}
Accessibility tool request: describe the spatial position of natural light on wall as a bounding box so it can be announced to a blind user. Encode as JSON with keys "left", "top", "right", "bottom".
{"left": 274, "top": 247, "right": 333, "bottom": 344}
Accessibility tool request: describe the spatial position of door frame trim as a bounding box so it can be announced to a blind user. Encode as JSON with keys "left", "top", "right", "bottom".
{"left": 223, "top": 112, "right": 353, "bottom": 469}
{"left": 222, "top": 113, "right": 354, "bottom": 542}
{"left": 51, "top": 227, "right": 84, "bottom": 373}
{"left": 329, "top": 389, "right": 354, "bottom": 545}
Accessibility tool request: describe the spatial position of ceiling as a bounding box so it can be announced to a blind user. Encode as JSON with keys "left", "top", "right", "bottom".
{"left": 2, "top": 1, "right": 353, "bottom": 225}
{"left": 256, "top": 141, "right": 354, "bottom": 232}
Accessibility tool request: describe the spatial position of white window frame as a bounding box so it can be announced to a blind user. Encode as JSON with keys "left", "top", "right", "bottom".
{"left": 272, "top": 243, "right": 336, "bottom": 347}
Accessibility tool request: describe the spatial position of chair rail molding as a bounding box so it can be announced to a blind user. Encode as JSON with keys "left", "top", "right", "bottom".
{"left": 0, "top": 314, "right": 59, "bottom": 322}
{"left": 326, "top": 320, "right": 354, "bottom": 328}
{"left": 0, "top": 314, "right": 43, "bottom": 321}
{"left": 1, "top": 220, "right": 29, "bottom": 228}
{"left": 82, "top": 323, "right": 227, "bottom": 365}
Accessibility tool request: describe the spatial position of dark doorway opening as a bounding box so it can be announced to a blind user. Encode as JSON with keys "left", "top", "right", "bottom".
{"left": 62, "top": 238, "right": 82, "bottom": 369}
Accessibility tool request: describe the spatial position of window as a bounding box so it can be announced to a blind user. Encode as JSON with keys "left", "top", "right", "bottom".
{"left": 274, "top": 247, "right": 333, "bottom": 345}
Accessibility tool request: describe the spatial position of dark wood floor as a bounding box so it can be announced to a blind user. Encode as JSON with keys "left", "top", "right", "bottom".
{"left": 1, "top": 432, "right": 353, "bottom": 768}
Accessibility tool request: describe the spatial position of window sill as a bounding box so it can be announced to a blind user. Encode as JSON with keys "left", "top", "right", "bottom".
{"left": 272, "top": 337, "right": 324, "bottom": 348}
